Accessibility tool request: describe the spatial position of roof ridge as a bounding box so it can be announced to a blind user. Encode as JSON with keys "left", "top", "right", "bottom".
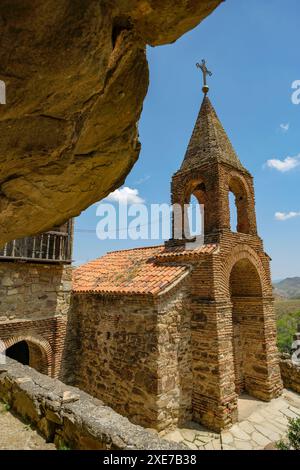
{"left": 106, "top": 244, "right": 164, "bottom": 255}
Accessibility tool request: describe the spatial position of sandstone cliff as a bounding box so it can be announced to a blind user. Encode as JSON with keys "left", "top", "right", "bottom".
{"left": 0, "top": 0, "right": 221, "bottom": 244}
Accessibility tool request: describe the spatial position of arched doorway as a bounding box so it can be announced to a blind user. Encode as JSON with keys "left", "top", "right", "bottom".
{"left": 229, "top": 258, "right": 263, "bottom": 395}
{"left": 4, "top": 337, "right": 51, "bottom": 375}
{"left": 6, "top": 341, "right": 29, "bottom": 365}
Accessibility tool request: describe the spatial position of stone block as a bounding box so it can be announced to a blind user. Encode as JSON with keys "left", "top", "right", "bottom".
{"left": 38, "top": 417, "right": 57, "bottom": 441}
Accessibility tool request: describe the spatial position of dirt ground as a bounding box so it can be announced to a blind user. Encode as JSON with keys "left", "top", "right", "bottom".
{"left": 0, "top": 401, "right": 55, "bottom": 450}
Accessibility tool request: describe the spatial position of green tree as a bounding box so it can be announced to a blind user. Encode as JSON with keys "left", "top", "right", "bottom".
{"left": 277, "top": 310, "right": 300, "bottom": 353}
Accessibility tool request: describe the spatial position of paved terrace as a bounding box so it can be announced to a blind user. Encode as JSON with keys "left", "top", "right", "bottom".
{"left": 163, "top": 389, "right": 300, "bottom": 450}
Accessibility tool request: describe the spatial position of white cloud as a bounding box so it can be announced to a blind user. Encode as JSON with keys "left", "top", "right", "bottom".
{"left": 280, "top": 123, "right": 289, "bottom": 132}
{"left": 105, "top": 186, "right": 145, "bottom": 205}
{"left": 266, "top": 154, "right": 300, "bottom": 172}
{"left": 134, "top": 175, "right": 151, "bottom": 185}
{"left": 275, "top": 211, "right": 300, "bottom": 221}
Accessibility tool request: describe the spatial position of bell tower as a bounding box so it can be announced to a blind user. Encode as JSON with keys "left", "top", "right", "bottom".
{"left": 165, "top": 62, "right": 283, "bottom": 431}
{"left": 170, "top": 61, "right": 258, "bottom": 245}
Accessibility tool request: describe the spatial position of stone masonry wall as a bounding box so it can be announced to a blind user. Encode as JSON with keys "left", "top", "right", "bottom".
{"left": 155, "top": 283, "right": 193, "bottom": 431}
{"left": 0, "top": 261, "right": 72, "bottom": 321}
{"left": 66, "top": 294, "right": 159, "bottom": 428}
{"left": 0, "top": 262, "right": 72, "bottom": 377}
{"left": 0, "top": 358, "right": 184, "bottom": 450}
{"left": 66, "top": 285, "right": 192, "bottom": 432}
{"left": 280, "top": 356, "right": 300, "bottom": 394}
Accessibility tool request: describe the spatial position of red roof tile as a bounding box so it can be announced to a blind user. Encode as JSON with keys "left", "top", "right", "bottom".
{"left": 155, "top": 243, "right": 218, "bottom": 259}
{"left": 73, "top": 244, "right": 218, "bottom": 296}
{"left": 72, "top": 246, "right": 185, "bottom": 295}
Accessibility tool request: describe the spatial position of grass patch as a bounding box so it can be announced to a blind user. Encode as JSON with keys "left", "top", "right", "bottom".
{"left": 0, "top": 401, "right": 11, "bottom": 413}
{"left": 57, "top": 442, "right": 70, "bottom": 451}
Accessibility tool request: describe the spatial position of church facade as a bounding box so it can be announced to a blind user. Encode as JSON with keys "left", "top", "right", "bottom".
{"left": 69, "top": 91, "right": 283, "bottom": 432}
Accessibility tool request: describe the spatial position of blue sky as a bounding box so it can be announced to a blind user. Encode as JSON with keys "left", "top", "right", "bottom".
{"left": 74, "top": 0, "right": 300, "bottom": 280}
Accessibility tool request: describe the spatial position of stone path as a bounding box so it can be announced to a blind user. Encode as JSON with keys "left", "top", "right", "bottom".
{"left": 163, "top": 389, "right": 300, "bottom": 450}
{"left": 0, "top": 401, "right": 55, "bottom": 450}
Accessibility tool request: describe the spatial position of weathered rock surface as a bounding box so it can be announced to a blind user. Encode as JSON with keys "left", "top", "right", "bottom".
{"left": 0, "top": 0, "right": 221, "bottom": 245}
{"left": 280, "top": 354, "right": 300, "bottom": 394}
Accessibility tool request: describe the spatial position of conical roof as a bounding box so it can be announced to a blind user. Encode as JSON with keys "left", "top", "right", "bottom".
{"left": 180, "top": 95, "right": 247, "bottom": 172}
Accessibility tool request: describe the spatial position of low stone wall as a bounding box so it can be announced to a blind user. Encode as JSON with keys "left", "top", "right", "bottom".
{"left": 0, "top": 359, "right": 184, "bottom": 450}
{"left": 280, "top": 355, "right": 300, "bottom": 394}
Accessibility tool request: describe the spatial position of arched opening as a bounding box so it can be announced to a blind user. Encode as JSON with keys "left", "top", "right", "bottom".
{"left": 5, "top": 339, "right": 49, "bottom": 375}
{"left": 183, "top": 181, "right": 207, "bottom": 240}
{"left": 187, "top": 194, "right": 203, "bottom": 238}
{"left": 229, "top": 258, "right": 263, "bottom": 395}
{"left": 228, "top": 177, "right": 250, "bottom": 234}
{"left": 229, "top": 191, "right": 238, "bottom": 232}
{"left": 6, "top": 341, "right": 29, "bottom": 365}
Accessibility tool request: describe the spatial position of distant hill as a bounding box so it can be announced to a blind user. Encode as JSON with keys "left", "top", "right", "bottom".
{"left": 273, "top": 277, "right": 300, "bottom": 299}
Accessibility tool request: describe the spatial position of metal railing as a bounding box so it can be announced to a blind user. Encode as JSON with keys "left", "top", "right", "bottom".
{"left": 0, "top": 222, "right": 73, "bottom": 263}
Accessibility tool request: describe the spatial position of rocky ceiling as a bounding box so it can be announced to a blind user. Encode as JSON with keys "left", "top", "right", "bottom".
{"left": 0, "top": 0, "right": 222, "bottom": 245}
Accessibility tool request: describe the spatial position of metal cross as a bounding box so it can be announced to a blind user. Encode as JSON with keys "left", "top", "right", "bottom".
{"left": 196, "top": 59, "right": 212, "bottom": 92}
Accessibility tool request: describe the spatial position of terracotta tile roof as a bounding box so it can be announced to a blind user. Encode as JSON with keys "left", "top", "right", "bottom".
{"left": 73, "top": 244, "right": 219, "bottom": 296}
{"left": 72, "top": 245, "right": 188, "bottom": 296}
{"left": 155, "top": 243, "right": 218, "bottom": 259}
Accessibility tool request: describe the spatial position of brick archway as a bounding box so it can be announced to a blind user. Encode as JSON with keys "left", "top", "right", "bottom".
{"left": 1, "top": 335, "right": 52, "bottom": 375}
{"left": 223, "top": 245, "right": 272, "bottom": 299}
{"left": 228, "top": 257, "right": 264, "bottom": 395}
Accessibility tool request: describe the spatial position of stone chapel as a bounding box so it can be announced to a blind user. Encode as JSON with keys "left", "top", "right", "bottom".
{"left": 0, "top": 74, "right": 283, "bottom": 433}
{"left": 70, "top": 83, "right": 283, "bottom": 432}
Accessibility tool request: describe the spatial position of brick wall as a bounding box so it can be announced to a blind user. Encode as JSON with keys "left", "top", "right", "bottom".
{"left": 170, "top": 163, "right": 258, "bottom": 242}
{"left": 164, "top": 237, "right": 283, "bottom": 432}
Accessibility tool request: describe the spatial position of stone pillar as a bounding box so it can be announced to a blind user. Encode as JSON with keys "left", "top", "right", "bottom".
{"left": 191, "top": 300, "right": 238, "bottom": 431}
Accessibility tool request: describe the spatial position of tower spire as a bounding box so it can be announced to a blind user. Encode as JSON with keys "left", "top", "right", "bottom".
{"left": 196, "top": 59, "right": 212, "bottom": 94}
{"left": 179, "top": 88, "right": 248, "bottom": 174}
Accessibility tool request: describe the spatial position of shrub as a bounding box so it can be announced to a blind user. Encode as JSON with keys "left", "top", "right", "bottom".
{"left": 276, "top": 418, "right": 300, "bottom": 450}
